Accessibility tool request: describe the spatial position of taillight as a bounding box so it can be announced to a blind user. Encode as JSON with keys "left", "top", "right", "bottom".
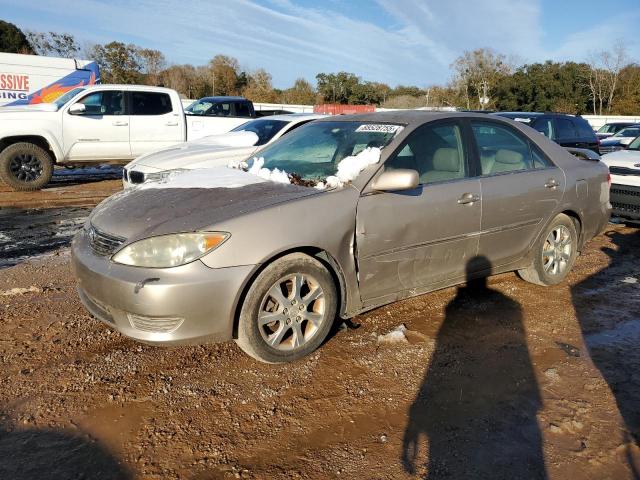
{"left": 607, "top": 173, "right": 611, "bottom": 187}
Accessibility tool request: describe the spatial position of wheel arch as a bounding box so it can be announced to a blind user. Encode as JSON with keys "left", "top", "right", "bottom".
{"left": 559, "top": 209, "right": 584, "bottom": 249}
{"left": 0, "top": 135, "right": 59, "bottom": 163}
{"left": 230, "top": 246, "right": 348, "bottom": 339}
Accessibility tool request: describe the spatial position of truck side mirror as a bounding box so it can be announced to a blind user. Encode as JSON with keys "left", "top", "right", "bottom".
{"left": 68, "top": 103, "right": 86, "bottom": 115}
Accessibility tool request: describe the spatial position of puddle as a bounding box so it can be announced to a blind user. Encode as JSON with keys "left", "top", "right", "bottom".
{"left": 0, "top": 207, "right": 91, "bottom": 268}
{"left": 584, "top": 318, "right": 640, "bottom": 347}
{"left": 51, "top": 166, "right": 123, "bottom": 185}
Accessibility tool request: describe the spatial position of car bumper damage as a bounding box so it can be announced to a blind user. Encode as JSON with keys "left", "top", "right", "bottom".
{"left": 71, "top": 229, "right": 254, "bottom": 345}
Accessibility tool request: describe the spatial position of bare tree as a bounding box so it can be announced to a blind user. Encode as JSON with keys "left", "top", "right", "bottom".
{"left": 586, "top": 42, "right": 628, "bottom": 114}
{"left": 26, "top": 30, "right": 79, "bottom": 58}
{"left": 451, "top": 48, "right": 512, "bottom": 110}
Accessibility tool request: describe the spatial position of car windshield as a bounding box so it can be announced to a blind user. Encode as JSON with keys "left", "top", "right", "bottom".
{"left": 254, "top": 121, "right": 402, "bottom": 182}
{"left": 231, "top": 118, "right": 289, "bottom": 146}
{"left": 614, "top": 127, "right": 640, "bottom": 137}
{"left": 53, "top": 88, "right": 85, "bottom": 108}
{"left": 185, "top": 99, "right": 214, "bottom": 115}
{"left": 598, "top": 124, "right": 623, "bottom": 133}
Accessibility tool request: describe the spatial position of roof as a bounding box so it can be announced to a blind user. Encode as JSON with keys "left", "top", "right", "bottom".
{"left": 255, "top": 113, "right": 327, "bottom": 122}
{"left": 197, "top": 96, "right": 248, "bottom": 102}
{"left": 315, "top": 110, "right": 493, "bottom": 126}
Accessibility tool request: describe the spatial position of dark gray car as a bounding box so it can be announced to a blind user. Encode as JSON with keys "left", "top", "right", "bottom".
{"left": 71, "top": 111, "right": 611, "bottom": 363}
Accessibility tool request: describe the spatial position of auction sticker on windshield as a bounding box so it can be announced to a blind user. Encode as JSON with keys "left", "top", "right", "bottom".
{"left": 355, "top": 124, "right": 402, "bottom": 134}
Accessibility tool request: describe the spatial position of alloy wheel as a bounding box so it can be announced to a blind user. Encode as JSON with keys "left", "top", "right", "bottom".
{"left": 9, "top": 153, "right": 43, "bottom": 183}
{"left": 257, "top": 273, "right": 326, "bottom": 350}
{"left": 542, "top": 225, "right": 572, "bottom": 276}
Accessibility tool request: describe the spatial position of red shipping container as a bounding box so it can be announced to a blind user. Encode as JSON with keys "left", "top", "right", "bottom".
{"left": 313, "top": 104, "right": 376, "bottom": 115}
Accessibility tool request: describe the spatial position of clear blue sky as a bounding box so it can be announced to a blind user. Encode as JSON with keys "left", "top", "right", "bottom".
{"left": 2, "top": 0, "right": 639, "bottom": 88}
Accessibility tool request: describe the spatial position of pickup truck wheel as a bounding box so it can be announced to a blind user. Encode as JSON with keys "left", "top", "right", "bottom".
{"left": 0, "top": 142, "right": 53, "bottom": 191}
{"left": 235, "top": 253, "right": 337, "bottom": 363}
{"left": 518, "top": 213, "right": 578, "bottom": 286}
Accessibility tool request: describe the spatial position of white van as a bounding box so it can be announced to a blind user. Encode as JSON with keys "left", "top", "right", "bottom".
{"left": 0, "top": 52, "right": 99, "bottom": 107}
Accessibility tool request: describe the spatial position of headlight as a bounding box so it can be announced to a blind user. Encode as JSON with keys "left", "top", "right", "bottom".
{"left": 112, "top": 232, "right": 229, "bottom": 268}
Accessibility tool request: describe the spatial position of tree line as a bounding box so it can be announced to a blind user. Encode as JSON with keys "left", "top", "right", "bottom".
{"left": 1, "top": 19, "right": 639, "bottom": 114}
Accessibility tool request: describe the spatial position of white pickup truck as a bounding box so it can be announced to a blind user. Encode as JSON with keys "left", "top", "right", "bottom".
{"left": 0, "top": 85, "right": 261, "bottom": 190}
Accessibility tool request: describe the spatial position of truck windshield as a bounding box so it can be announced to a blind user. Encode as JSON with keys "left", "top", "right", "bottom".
{"left": 231, "top": 119, "right": 288, "bottom": 146}
{"left": 253, "top": 121, "right": 401, "bottom": 182}
{"left": 54, "top": 88, "right": 85, "bottom": 108}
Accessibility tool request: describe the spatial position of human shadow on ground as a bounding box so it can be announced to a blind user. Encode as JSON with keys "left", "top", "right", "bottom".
{"left": 570, "top": 227, "right": 640, "bottom": 477}
{"left": 0, "top": 419, "right": 131, "bottom": 480}
{"left": 402, "top": 255, "right": 547, "bottom": 479}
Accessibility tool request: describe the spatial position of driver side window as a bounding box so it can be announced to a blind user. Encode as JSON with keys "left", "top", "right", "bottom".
{"left": 77, "top": 91, "right": 125, "bottom": 116}
{"left": 385, "top": 123, "right": 467, "bottom": 184}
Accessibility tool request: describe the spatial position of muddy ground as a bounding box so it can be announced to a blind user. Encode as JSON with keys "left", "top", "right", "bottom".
{"left": 0, "top": 175, "right": 639, "bottom": 479}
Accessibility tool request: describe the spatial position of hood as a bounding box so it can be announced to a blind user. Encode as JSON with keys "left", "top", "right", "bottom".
{"left": 601, "top": 149, "right": 640, "bottom": 167}
{"left": 131, "top": 144, "right": 259, "bottom": 170}
{"left": 90, "top": 168, "right": 321, "bottom": 242}
{"left": 0, "top": 103, "right": 59, "bottom": 113}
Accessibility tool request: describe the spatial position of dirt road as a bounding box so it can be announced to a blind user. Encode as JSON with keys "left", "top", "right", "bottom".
{"left": 0, "top": 222, "right": 639, "bottom": 479}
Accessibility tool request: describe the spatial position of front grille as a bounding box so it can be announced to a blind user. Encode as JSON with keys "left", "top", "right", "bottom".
{"left": 128, "top": 170, "right": 145, "bottom": 184}
{"left": 611, "top": 187, "right": 640, "bottom": 197}
{"left": 88, "top": 225, "right": 125, "bottom": 256}
{"left": 609, "top": 166, "right": 640, "bottom": 176}
{"left": 611, "top": 201, "right": 640, "bottom": 214}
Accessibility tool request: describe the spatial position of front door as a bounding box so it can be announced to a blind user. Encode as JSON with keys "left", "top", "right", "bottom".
{"left": 356, "top": 121, "right": 482, "bottom": 305}
{"left": 62, "top": 89, "right": 131, "bottom": 161}
{"left": 470, "top": 120, "right": 565, "bottom": 268}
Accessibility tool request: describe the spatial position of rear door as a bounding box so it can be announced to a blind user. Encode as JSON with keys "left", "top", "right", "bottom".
{"left": 471, "top": 120, "right": 565, "bottom": 268}
{"left": 129, "top": 91, "right": 183, "bottom": 156}
{"left": 356, "top": 120, "right": 481, "bottom": 304}
{"left": 62, "top": 89, "right": 130, "bottom": 161}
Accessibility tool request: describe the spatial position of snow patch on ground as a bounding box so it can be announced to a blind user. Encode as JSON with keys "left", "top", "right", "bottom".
{"left": 377, "top": 324, "right": 409, "bottom": 344}
{"left": 138, "top": 166, "right": 266, "bottom": 189}
{"left": 324, "top": 147, "right": 382, "bottom": 188}
{"left": 1, "top": 286, "right": 42, "bottom": 296}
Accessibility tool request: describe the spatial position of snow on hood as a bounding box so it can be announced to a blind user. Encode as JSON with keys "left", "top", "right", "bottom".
{"left": 138, "top": 166, "right": 267, "bottom": 189}
{"left": 0, "top": 103, "right": 59, "bottom": 113}
{"left": 191, "top": 130, "right": 259, "bottom": 147}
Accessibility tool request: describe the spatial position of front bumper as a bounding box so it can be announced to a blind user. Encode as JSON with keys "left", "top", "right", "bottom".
{"left": 610, "top": 183, "right": 640, "bottom": 221}
{"left": 71, "top": 230, "right": 255, "bottom": 345}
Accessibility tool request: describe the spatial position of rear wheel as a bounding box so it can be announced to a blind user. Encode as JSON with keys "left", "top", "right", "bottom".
{"left": 235, "top": 253, "right": 337, "bottom": 363}
{"left": 0, "top": 142, "right": 53, "bottom": 191}
{"left": 518, "top": 213, "right": 578, "bottom": 286}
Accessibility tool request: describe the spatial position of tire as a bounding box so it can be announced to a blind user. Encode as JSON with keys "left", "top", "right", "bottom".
{"left": 518, "top": 213, "right": 579, "bottom": 286}
{"left": 235, "top": 253, "right": 338, "bottom": 363}
{"left": 0, "top": 142, "right": 54, "bottom": 191}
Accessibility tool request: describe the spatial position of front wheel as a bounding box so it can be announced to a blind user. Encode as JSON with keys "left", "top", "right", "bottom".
{"left": 235, "top": 253, "right": 337, "bottom": 363}
{"left": 0, "top": 142, "right": 54, "bottom": 191}
{"left": 518, "top": 213, "right": 579, "bottom": 286}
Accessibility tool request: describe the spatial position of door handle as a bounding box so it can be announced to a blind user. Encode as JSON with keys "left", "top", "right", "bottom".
{"left": 457, "top": 193, "right": 480, "bottom": 205}
{"left": 544, "top": 178, "right": 559, "bottom": 189}
{"left": 112, "top": 121, "right": 128, "bottom": 126}
{"left": 165, "top": 121, "right": 179, "bottom": 126}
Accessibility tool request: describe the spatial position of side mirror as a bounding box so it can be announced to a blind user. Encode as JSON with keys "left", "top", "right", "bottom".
{"left": 68, "top": 103, "right": 86, "bottom": 115}
{"left": 371, "top": 169, "right": 419, "bottom": 192}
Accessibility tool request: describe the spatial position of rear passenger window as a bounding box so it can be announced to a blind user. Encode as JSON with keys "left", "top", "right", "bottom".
{"left": 386, "top": 123, "right": 467, "bottom": 184}
{"left": 234, "top": 102, "right": 251, "bottom": 117}
{"left": 556, "top": 118, "right": 576, "bottom": 139}
{"left": 471, "top": 122, "right": 532, "bottom": 175}
{"left": 130, "top": 92, "right": 172, "bottom": 115}
{"left": 533, "top": 119, "right": 554, "bottom": 139}
{"left": 576, "top": 119, "right": 596, "bottom": 138}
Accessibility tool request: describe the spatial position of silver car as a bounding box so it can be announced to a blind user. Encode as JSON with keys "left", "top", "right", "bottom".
{"left": 72, "top": 112, "right": 611, "bottom": 363}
